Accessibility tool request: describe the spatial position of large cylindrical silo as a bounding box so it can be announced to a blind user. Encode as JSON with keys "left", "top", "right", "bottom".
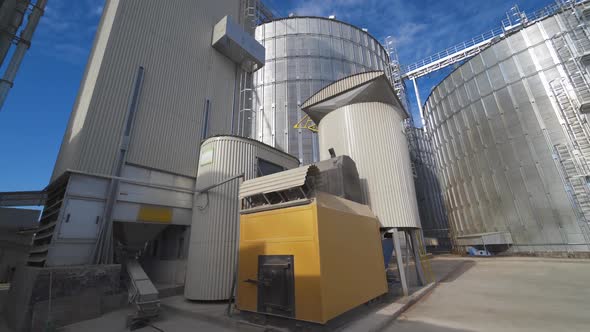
{"left": 185, "top": 136, "right": 299, "bottom": 300}
{"left": 302, "top": 71, "right": 421, "bottom": 229}
{"left": 245, "top": 17, "right": 392, "bottom": 164}
{"left": 423, "top": 6, "right": 590, "bottom": 252}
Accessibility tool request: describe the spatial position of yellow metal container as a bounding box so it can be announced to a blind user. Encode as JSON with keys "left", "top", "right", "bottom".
{"left": 237, "top": 192, "right": 387, "bottom": 324}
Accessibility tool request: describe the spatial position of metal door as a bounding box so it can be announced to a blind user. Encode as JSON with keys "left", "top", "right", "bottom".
{"left": 257, "top": 255, "right": 295, "bottom": 317}
{"left": 58, "top": 199, "right": 104, "bottom": 240}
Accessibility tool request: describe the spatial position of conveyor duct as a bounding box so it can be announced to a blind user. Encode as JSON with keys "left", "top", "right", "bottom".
{"left": 212, "top": 15, "right": 265, "bottom": 69}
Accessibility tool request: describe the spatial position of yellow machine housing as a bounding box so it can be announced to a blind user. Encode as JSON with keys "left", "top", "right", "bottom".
{"left": 237, "top": 192, "right": 387, "bottom": 324}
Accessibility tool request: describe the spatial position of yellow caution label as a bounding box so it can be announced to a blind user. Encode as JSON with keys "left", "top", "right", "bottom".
{"left": 137, "top": 205, "right": 173, "bottom": 223}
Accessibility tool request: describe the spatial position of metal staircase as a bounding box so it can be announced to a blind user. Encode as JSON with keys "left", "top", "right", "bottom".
{"left": 554, "top": 143, "right": 590, "bottom": 220}
{"left": 549, "top": 6, "right": 590, "bottom": 243}
{"left": 554, "top": 7, "right": 590, "bottom": 111}
{"left": 551, "top": 79, "right": 590, "bottom": 165}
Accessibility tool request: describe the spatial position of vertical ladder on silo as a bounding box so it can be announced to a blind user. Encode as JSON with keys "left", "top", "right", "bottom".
{"left": 237, "top": 0, "right": 258, "bottom": 138}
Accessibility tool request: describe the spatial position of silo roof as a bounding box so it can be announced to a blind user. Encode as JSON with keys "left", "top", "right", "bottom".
{"left": 301, "top": 71, "right": 409, "bottom": 124}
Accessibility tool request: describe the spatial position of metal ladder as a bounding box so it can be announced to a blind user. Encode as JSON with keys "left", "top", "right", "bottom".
{"left": 238, "top": 70, "right": 255, "bottom": 138}
{"left": 237, "top": 0, "right": 258, "bottom": 138}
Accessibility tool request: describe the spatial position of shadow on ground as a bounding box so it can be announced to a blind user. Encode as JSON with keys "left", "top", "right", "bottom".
{"left": 439, "top": 260, "right": 476, "bottom": 283}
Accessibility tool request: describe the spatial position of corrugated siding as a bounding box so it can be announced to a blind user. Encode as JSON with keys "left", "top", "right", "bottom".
{"left": 52, "top": 0, "right": 241, "bottom": 180}
{"left": 301, "top": 71, "right": 382, "bottom": 109}
{"left": 51, "top": 0, "right": 122, "bottom": 180}
{"left": 423, "top": 11, "right": 590, "bottom": 251}
{"left": 251, "top": 17, "right": 392, "bottom": 164}
{"left": 184, "top": 136, "right": 299, "bottom": 300}
{"left": 238, "top": 165, "right": 317, "bottom": 199}
{"left": 318, "top": 102, "right": 421, "bottom": 228}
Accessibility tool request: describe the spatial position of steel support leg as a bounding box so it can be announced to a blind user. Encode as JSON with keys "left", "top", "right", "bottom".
{"left": 392, "top": 228, "right": 409, "bottom": 296}
{"left": 412, "top": 77, "right": 426, "bottom": 129}
{"left": 411, "top": 229, "right": 426, "bottom": 286}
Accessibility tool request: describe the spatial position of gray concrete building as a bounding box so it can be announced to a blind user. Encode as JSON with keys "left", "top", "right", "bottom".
{"left": 26, "top": 0, "right": 263, "bottom": 277}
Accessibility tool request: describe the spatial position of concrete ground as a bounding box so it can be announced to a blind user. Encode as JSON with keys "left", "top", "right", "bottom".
{"left": 60, "top": 307, "right": 254, "bottom": 332}
{"left": 387, "top": 256, "right": 590, "bottom": 332}
{"left": 11, "top": 255, "right": 588, "bottom": 332}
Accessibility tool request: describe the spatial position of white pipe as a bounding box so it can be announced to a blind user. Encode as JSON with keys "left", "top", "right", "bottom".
{"left": 0, "top": 0, "right": 46, "bottom": 111}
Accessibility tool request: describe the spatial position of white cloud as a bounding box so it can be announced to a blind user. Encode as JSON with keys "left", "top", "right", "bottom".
{"left": 36, "top": 0, "right": 104, "bottom": 64}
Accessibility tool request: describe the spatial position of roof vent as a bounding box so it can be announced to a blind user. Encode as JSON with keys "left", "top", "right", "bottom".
{"left": 362, "top": 28, "right": 368, "bottom": 32}
{"left": 328, "top": 15, "right": 336, "bottom": 19}
{"left": 289, "top": 13, "right": 295, "bottom": 17}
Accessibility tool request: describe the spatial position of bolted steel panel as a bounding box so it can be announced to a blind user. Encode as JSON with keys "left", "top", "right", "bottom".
{"left": 251, "top": 17, "right": 392, "bottom": 164}
{"left": 423, "top": 8, "right": 590, "bottom": 251}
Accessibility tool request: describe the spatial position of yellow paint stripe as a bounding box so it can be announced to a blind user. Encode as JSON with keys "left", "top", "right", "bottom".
{"left": 137, "top": 205, "right": 173, "bottom": 223}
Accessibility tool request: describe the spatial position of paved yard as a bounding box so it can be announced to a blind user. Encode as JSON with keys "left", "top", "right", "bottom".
{"left": 387, "top": 256, "right": 590, "bottom": 332}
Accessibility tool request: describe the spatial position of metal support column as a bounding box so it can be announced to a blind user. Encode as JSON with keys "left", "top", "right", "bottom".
{"left": 392, "top": 228, "right": 409, "bottom": 296}
{"left": 410, "top": 229, "right": 426, "bottom": 286}
{"left": 92, "top": 66, "right": 145, "bottom": 264}
{"left": 412, "top": 77, "right": 425, "bottom": 129}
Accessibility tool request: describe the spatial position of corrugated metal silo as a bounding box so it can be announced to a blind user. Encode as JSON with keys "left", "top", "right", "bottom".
{"left": 423, "top": 6, "right": 590, "bottom": 252}
{"left": 185, "top": 135, "right": 299, "bottom": 300}
{"left": 302, "top": 71, "right": 421, "bottom": 229}
{"left": 407, "top": 127, "right": 451, "bottom": 249}
{"left": 245, "top": 17, "right": 392, "bottom": 164}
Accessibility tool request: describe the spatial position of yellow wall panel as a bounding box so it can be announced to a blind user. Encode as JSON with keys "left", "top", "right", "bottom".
{"left": 237, "top": 194, "right": 387, "bottom": 324}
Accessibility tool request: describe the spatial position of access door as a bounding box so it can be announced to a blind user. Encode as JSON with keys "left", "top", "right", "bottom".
{"left": 257, "top": 255, "right": 295, "bottom": 317}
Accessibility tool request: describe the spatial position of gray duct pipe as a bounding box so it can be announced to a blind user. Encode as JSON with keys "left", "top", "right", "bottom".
{"left": 0, "top": 0, "right": 30, "bottom": 67}
{"left": 0, "top": 0, "right": 46, "bottom": 111}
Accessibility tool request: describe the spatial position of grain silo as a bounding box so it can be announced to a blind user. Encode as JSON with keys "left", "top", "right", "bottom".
{"left": 185, "top": 135, "right": 299, "bottom": 301}
{"left": 424, "top": 5, "right": 590, "bottom": 253}
{"left": 407, "top": 127, "right": 451, "bottom": 250}
{"left": 243, "top": 17, "right": 392, "bottom": 164}
{"left": 302, "top": 70, "right": 425, "bottom": 296}
{"left": 302, "top": 71, "right": 420, "bottom": 229}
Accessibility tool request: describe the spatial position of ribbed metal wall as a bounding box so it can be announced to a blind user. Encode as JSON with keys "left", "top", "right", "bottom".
{"left": 424, "top": 10, "right": 590, "bottom": 252}
{"left": 317, "top": 102, "right": 421, "bottom": 228}
{"left": 408, "top": 127, "right": 451, "bottom": 248}
{"left": 250, "top": 17, "right": 391, "bottom": 164}
{"left": 52, "top": 0, "right": 242, "bottom": 181}
{"left": 185, "top": 136, "right": 299, "bottom": 300}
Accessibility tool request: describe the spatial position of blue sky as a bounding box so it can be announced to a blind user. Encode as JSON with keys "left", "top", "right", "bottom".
{"left": 0, "top": 0, "right": 554, "bottom": 192}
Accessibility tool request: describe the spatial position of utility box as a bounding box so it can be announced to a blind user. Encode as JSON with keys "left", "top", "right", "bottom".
{"left": 236, "top": 191, "right": 387, "bottom": 324}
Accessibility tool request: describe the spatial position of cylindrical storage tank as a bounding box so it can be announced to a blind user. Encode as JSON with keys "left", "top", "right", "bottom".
{"left": 246, "top": 17, "right": 392, "bottom": 165}
{"left": 185, "top": 136, "right": 299, "bottom": 300}
{"left": 423, "top": 9, "right": 590, "bottom": 252}
{"left": 408, "top": 127, "right": 451, "bottom": 249}
{"left": 302, "top": 71, "right": 421, "bottom": 229}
